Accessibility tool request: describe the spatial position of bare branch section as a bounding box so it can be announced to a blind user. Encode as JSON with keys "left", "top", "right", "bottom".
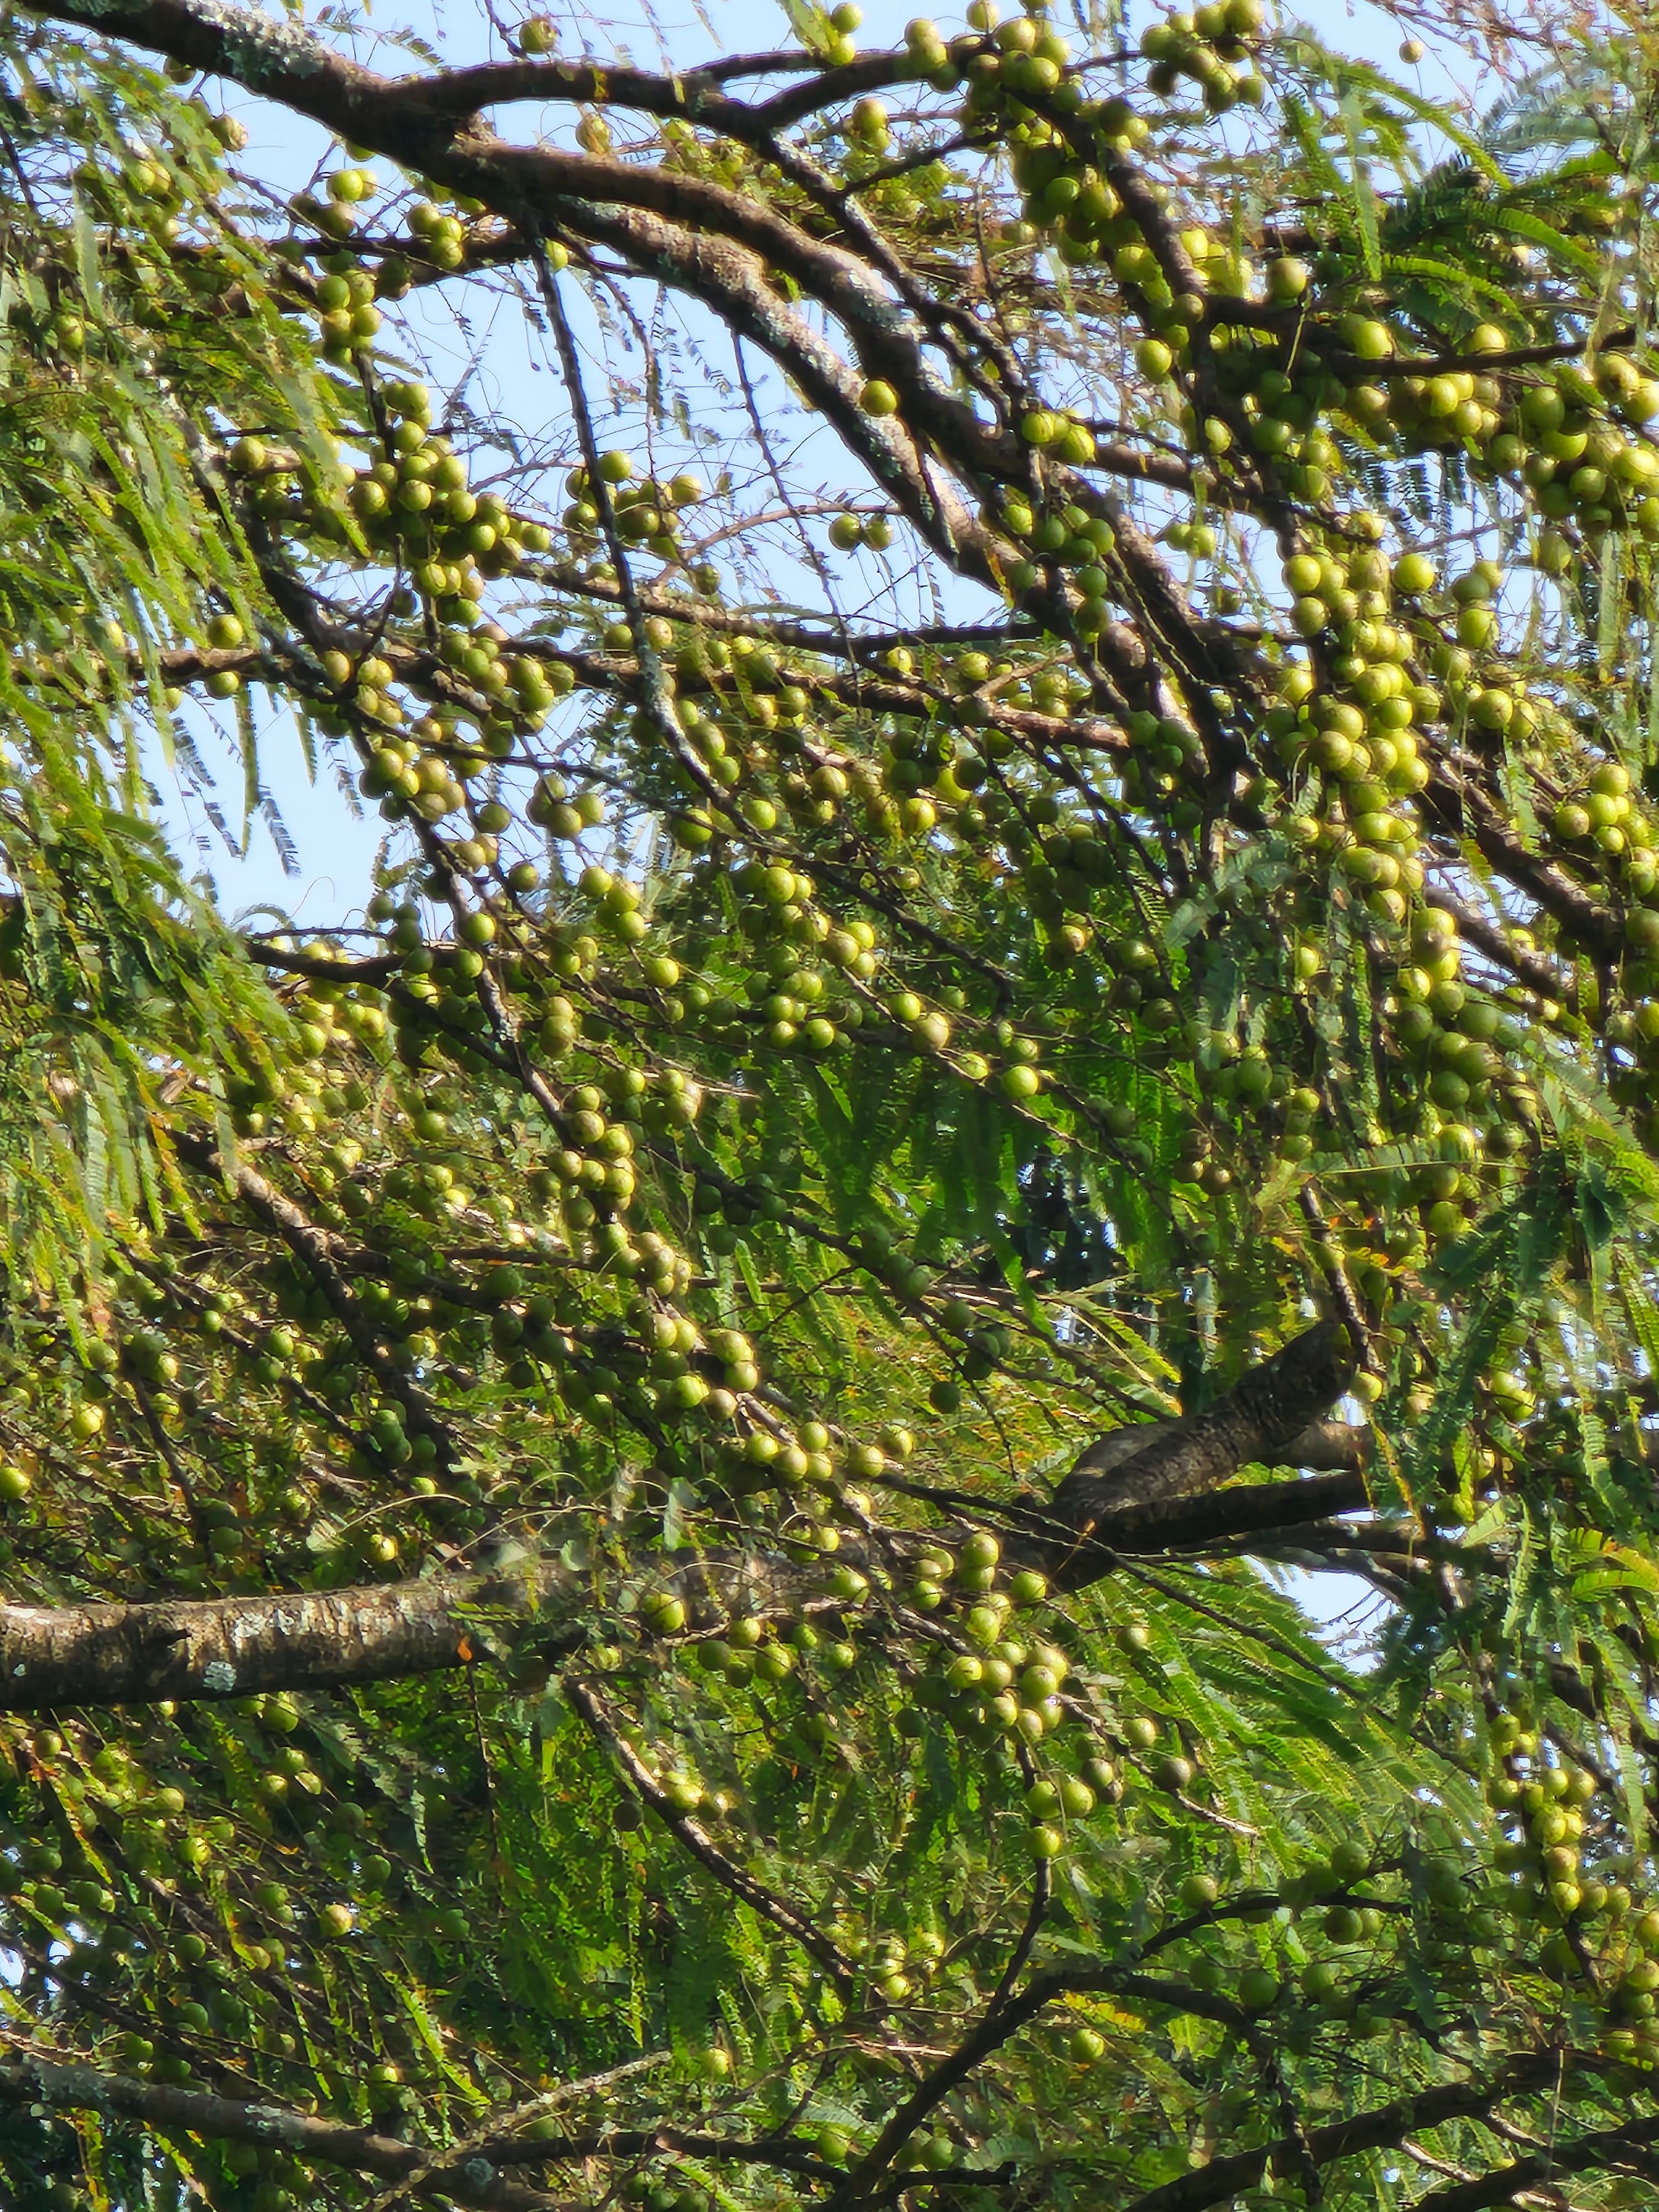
{"left": 1038, "top": 1321, "right": 1358, "bottom": 1567}
{"left": 0, "top": 2049, "right": 572, "bottom": 2211}
{"left": 0, "top": 1562, "right": 573, "bottom": 1708}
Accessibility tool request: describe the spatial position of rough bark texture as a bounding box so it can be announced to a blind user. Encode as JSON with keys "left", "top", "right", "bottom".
{"left": 0, "top": 1563, "right": 574, "bottom": 1708}
{"left": 1036, "top": 1321, "right": 1358, "bottom": 1579}
{"left": 1080, "top": 1466, "right": 1370, "bottom": 1552}
{"left": 0, "top": 2053, "right": 568, "bottom": 2210}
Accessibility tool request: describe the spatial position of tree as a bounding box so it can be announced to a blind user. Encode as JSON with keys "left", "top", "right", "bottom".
{"left": 0, "top": 0, "right": 1658, "bottom": 2202}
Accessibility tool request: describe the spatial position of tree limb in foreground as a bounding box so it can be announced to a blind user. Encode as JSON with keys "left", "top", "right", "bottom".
{"left": 0, "top": 2047, "right": 570, "bottom": 2212}
{"left": 0, "top": 1328, "right": 1364, "bottom": 1710}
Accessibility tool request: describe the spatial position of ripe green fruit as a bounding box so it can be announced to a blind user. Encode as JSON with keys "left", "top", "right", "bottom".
{"left": 1068, "top": 2025, "right": 1105, "bottom": 2061}
{"left": 1328, "top": 1839, "right": 1370, "bottom": 1885}
{"left": 1339, "top": 315, "right": 1395, "bottom": 360}
{"left": 1237, "top": 1967, "right": 1279, "bottom": 2013}
{"left": 1282, "top": 554, "right": 1322, "bottom": 596}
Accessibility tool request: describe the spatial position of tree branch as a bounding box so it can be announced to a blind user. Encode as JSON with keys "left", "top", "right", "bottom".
{"left": 1410, "top": 2105, "right": 1659, "bottom": 2212}
{"left": 1032, "top": 1321, "right": 1358, "bottom": 1579}
{"left": 0, "top": 1319, "right": 1376, "bottom": 1712}
{"left": 0, "top": 2046, "right": 572, "bottom": 2211}
{"left": 0, "top": 1561, "right": 572, "bottom": 1708}
{"left": 565, "top": 1676, "right": 859, "bottom": 1992}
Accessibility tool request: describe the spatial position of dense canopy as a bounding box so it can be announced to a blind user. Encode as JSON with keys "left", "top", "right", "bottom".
{"left": 0, "top": 0, "right": 1658, "bottom": 2206}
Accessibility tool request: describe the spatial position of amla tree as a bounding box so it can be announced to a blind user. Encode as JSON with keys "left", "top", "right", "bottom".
{"left": 0, "top": 0, "right": 1653, "bottom": 2204}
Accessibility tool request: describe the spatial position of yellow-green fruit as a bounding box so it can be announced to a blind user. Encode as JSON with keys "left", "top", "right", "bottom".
{"left": 1340, "top": 315, "right": 1394, "bottom": 361}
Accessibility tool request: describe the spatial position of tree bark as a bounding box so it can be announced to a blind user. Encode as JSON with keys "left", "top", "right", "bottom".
{"left": 0, "top": 2051, "right": 565, "bottom": 2211}
{"left": 0, "top": 1563, "right": 573, "bottom": 1708}
{"left": 0, "top": 1324, "right": 1364, "bottom": 1712}
{"left": 1035, "top": 1320, "right": 1357, "bottom": 1578}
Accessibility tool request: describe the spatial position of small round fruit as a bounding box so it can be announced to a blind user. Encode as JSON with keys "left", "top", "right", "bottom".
{"left": 1392, "top": 550, "right": 1436, "bottom": 596}
{"left": 1237, "top": 1966, "right": 1280, "bottom": 2013}
{"left": 860, "top": 380, "right": 900, "bottom": 417}
{"left": 1328, "top": 1839, "right": 1370, "bottom": 1885}
{"left": 1340, "top": 315, "right": 1394, "bottom": 360}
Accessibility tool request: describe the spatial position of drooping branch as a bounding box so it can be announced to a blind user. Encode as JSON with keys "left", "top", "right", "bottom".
{"left": 566, "top": 1677, "right": 858, "bottom": 1991}
{"left": 174, "top": 1129, "right": 457, "bottom": 1468}
{"left": 0, "top": 2048, "right": 570, "bottom": 2211}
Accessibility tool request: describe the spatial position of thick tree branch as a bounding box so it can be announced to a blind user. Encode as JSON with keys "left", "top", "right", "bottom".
{"left": 0, "top": 1329, "right": 1371, "bottom": 1709}
{"left": 1034, "top": 1321, "right": 1358, "bottom": 1577}
{"left": 0, "top": 1561, "right": 573, "bottom": 1707}
{"left": 1083, "top": 1466, "right": 1371, "bottom": 1551}
{"left": 0, "top": 2046, "right": 572, "bottom": 2210}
